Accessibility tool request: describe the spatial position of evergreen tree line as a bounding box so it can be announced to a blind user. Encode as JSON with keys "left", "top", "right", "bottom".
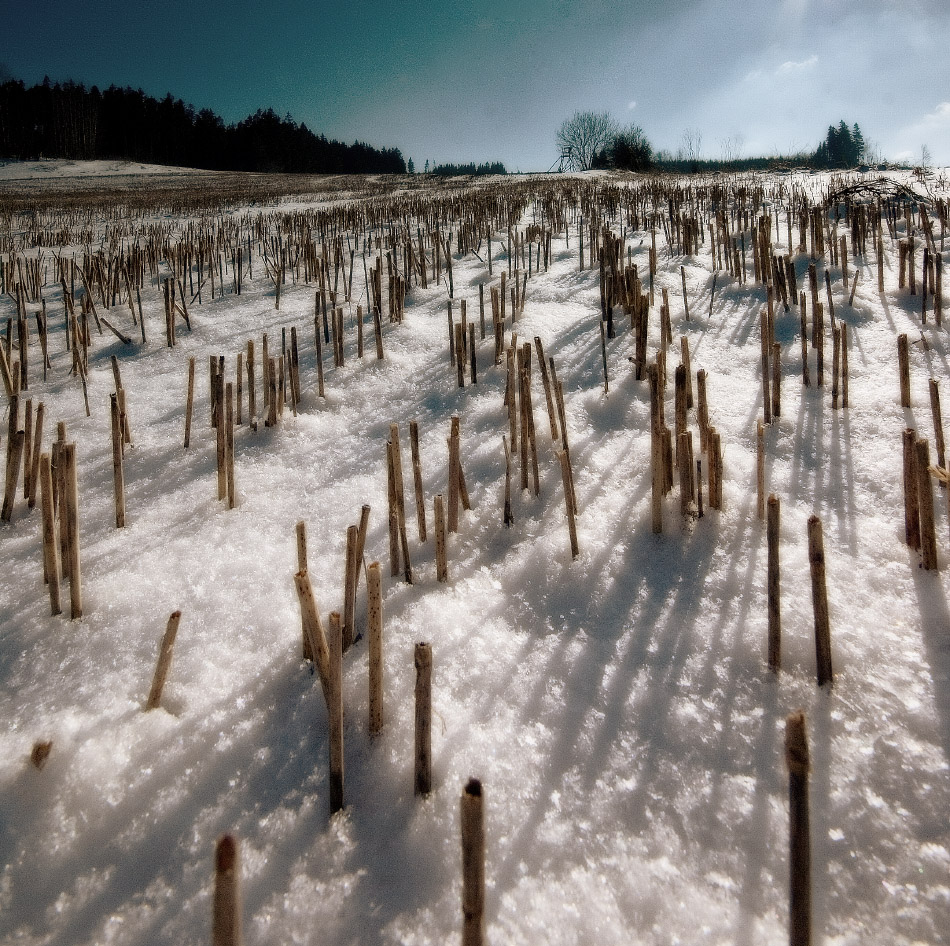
{"left": 0, "top": 77, "right": 406, "bottom": 174}
{"left": 428, "top": 161, "right": 506, "bottom": 176}
{"left": 811, "top": 120, "right": 866, "bottom": 168}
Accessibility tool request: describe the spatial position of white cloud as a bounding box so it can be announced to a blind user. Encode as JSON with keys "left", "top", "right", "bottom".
{"left": 921, "top": 102, "right": 950, "bottom": 125}
{"left": 627, "top": 100, "right": 637, "bottom": 110}
{"left": 776, "top": 54, "right": 818, "bottom": 74}
{"left": 889, "top": 102, "right": 950, "bottom": 165}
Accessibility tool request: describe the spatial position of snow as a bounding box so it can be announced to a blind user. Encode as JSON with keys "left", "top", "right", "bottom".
{"left": 1, "top": 166, "right": 948, "bottom": 945}
{"left": 0, "top": 160, "right": 215, "bottom": 181}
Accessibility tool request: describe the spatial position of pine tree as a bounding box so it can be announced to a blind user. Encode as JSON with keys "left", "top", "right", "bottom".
{"left": 814, "top": 120, "right": 863, "bottom": 168}
{"left": 852, "top": 123, "right": 865, "bottom": 163}
{"left": 838, "top": 121, "right": 855, "bottom": 165}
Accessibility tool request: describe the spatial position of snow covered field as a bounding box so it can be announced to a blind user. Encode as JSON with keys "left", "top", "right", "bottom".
{"left": 0, "top": 165, "right": 948, "bottom": 945}
{"left": 0, "top": 159, "right": 214, "bottom": 180}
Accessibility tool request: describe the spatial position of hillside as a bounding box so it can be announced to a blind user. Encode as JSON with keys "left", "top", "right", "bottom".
{"left": 0, "top": 166, "right": 948, "bottom": 945}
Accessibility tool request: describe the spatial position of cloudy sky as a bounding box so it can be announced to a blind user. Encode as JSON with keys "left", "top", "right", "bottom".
{"left": 3, "top": 0, "right": 948, "bottom": 170}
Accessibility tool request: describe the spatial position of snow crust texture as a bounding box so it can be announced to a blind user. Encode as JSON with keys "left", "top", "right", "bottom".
{"left": 1, "top": 166, "right": 949, "bottom": 945}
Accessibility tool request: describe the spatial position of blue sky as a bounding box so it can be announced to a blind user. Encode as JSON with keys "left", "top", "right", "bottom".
{"left": 2, "top": 0, "right": 948, "bottom": 169}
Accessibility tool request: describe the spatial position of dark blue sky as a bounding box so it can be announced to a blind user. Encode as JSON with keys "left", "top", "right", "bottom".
{"left": 3, "top": 0, "right": 948, "bottom": 169}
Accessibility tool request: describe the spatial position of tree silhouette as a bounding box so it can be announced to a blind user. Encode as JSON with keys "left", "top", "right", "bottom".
{"left": 0, "top": 76, "right": 405, "bottom": 173}
{"left": 556, "top": 111, "right": 618, "bottom": 171}
{"left": 812, "top": 120, "right": 864, "bottom": 168}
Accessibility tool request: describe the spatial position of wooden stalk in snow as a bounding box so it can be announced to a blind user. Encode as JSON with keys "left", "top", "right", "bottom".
{"left": 1, "top": 429, "right": 24, "bottom": 522}
{"left": 64, "top": 443, "right": 82, "bottom": 620}
{"left": 328, "top": 611, "right": 344, "bottom": 814}
{"left": 785, "top": 711, "right": 811, "bottom": 946}
{"left": 184, "top": 357, "right": 195, "bottom": 448}
{"left": 368, "top": 562, "right": 383, "bottom": 736}
{"left": 215, "top": 367, "right": 227, "bottom": 498}
{"left": 225, "top": 383, "right": 235, "bottom": 508}
{"left": 293, "top": 570, "right": 331, "bottom": 702}
{"left": 387, "top": 440, "right": 400, "bottom": 577}
{"left": 558, "top": 448, "right": 579, "bottom": 559}
{"left": 343, "top": 524, "right": 358, "bottom": 650}
{"left": 898, "top": 334, "right": 911, "bottom": 408}
{"left": 111, "top": 393, "right": 125, "bottom": 527}
{"left": 916, "top": 437, "right": 938, "bottom": 570}
{"left": 535, "top": 337, "right": 558, "bottom": 441}
{"left": 212, "top": 834, "right": 242, "bottom": 946}
{"left": 39, "top": 453, "right": 61, "bottom": 615}
{"left": 808, "top": 516, "right": 832, "bottom": 686}
{"left": 649, "top": 364, "right": 663, "bottom": 534}
{"left": 434, "top": 493, "right": 448, "bottom": 582}
{"left": 246, "top": 340, "right": 257, "bottom": 430}
{"left": 771, "top": 341, "right": 781, "bottom": 418}
{"left": 22, "top": 399, "right": 32, "bottom": 500}
{"left": 697, "top": 368, "right": 709, "bottom": 452}
{"left": 448, "top": 418, "right": 461, "bottom": 533}
{"left": 929, "top": 378, "right": 946, "bottom": 476}
{"left": 677, "top": 431, "right": 691, "bottom": 518}
{"left": 296, "top": 520, "right": 308, "bottom": 574}
{"left": 410, "top": 420, "right": 427, "bottom": 542}
{"left": 414, "top": 641, "right": 432, "bottom": 795}
{"left": 145, "top": 611, "right": 182, "bottom": 710}
{"left": 903, "top": 428, "right": 921, "bottom": 550}
{"left": 461, "top": 778, "right": 486, "bottom": 946}
{"left": 767, "top": 494, "right": 781, "bottom": 672}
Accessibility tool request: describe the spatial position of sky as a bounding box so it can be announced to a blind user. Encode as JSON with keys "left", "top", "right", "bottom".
{"left": 2, "top": 0, "right": 949, "bottom": 170}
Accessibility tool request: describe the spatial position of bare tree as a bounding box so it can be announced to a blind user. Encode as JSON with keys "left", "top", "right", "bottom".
{"left": 681, "top": 127, "right": 703, "bottom": 167}
{"left": 718, "top": 134, "right": 743, "bottom": 165}
{"left": 556, "top": 111, "right": 618, "bottom": 171}
{"left": 862, "top": 137, "right": 882, "bottom": 165}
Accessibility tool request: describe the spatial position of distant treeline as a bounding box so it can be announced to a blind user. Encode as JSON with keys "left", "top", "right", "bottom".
{"left": 0, "top": 77, "right": 406, "bottom": 174}
{"left": 651, "top": 154, "right": 815, "bottom": 174}
{"left": 560, "top": 109, "right": 878, "bottom": 175}
{"left": 651, "top": 124, "right": 869, "bottom": 174}
{"left": 429, "top": 161, "right": 506, "bottom": 176}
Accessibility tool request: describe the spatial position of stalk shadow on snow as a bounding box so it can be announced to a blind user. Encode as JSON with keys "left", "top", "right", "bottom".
{"left": 910, "top": 567, "right": 950, "bottom": 763}
{"left": 480, "top": 493, "right": 765, "bottom": 909}
{"left": 734, "top": 680, "right": 782, "bottom": 946}
{"left": 788, "top": 385, "right": 829, "bottom": 511}
{"left": 806, "top": 692, "right": 835, "bottom": 940}
{"left": 692, "top": 494, "right": 770, "bottom": 820}
{"left": 828, "top": 407, "right": 859, "bottom": 556}
{"left": 0, "top": 650, "right": 335, "bottom": 946}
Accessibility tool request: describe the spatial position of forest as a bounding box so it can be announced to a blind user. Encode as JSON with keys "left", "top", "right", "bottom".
{"left": 0, "top": 78, "right": 406, "bottom": 174}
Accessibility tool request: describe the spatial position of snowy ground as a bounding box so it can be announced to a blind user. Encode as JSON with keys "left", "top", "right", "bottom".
{"left": 0, "top": 159, "right": 384, "bottom": 204}
{"left": 0, "top": 159, "right": 216, "bottom": 180}
{"left": 0, "top": 167, "right": 948, "bottom": 946}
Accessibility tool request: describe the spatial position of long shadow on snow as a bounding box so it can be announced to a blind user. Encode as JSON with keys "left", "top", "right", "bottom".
{"left": 0, "top": 651, "right": 337, "bottom": 945}
{"left": 911, "top": 566, "right": 950, "bottom": 764}
{"left": 488, "top": 488, "right": 757, "bottom": 902}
